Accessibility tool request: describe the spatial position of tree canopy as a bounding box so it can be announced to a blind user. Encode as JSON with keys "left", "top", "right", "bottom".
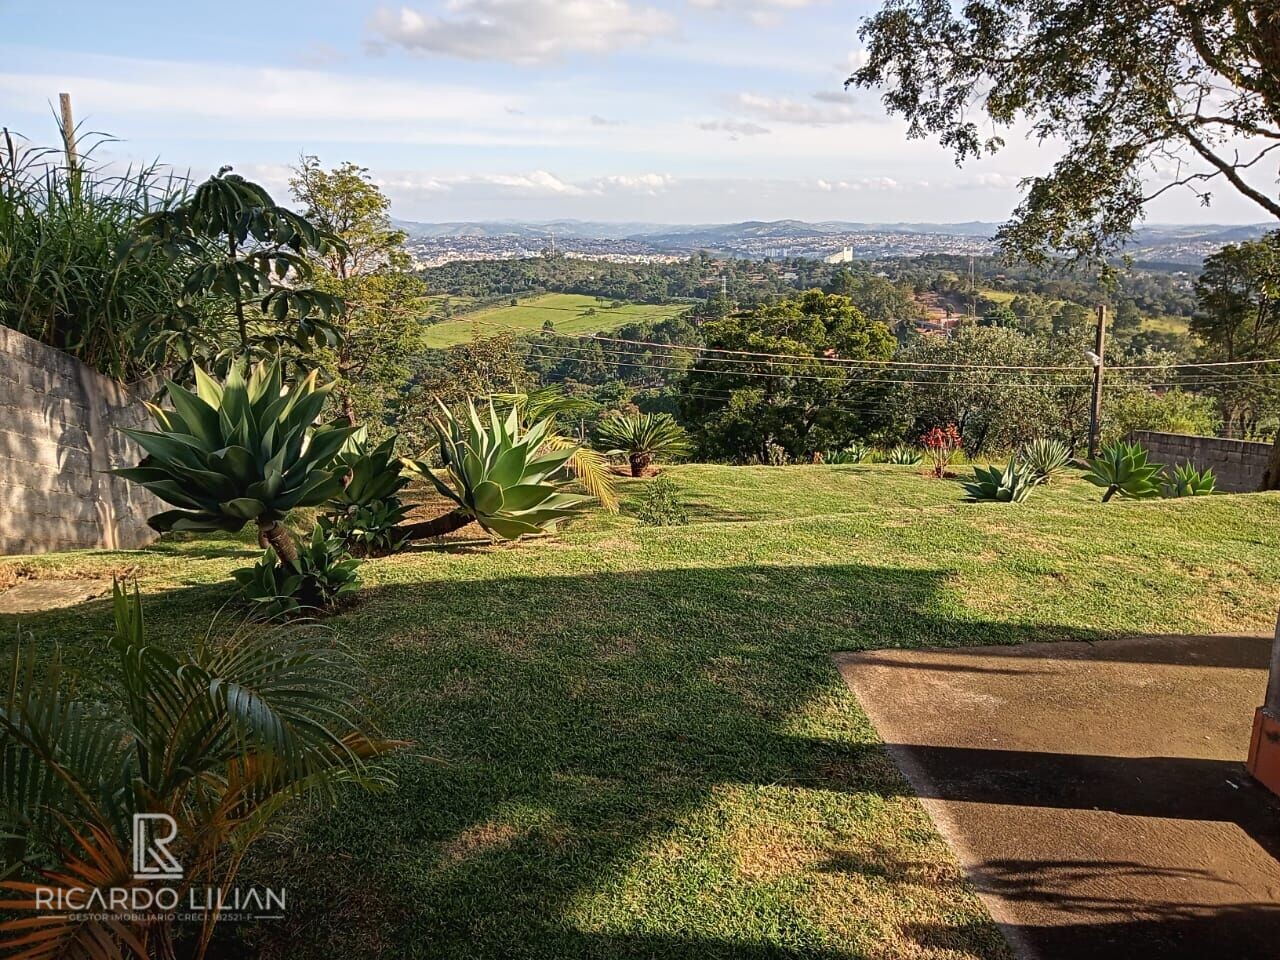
{"left": 849, "top": 0, "right": 1280, "bottom": 263}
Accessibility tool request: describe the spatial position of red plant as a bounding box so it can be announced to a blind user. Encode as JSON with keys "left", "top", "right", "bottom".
{"left": 922, "top": 424, "right": 962, "bottom": 477}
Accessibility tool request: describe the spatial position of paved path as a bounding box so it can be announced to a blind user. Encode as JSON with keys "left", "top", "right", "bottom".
{"left": 836, "top": 634, "right": 1280, "bottom": 960}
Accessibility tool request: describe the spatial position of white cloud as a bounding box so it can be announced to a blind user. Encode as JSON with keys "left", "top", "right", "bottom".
{"left": 697, "top": 119, "right": 772, "bottom": 137}
{"left": 592, "top": 173, "right": 674, "bottom": 194}
{"left": 368, "top": 0, "right": 677, "bottom": 65}
{"left": 731, "top": 92, "right": 876, "bottom": 126}
{"left": 688, "top": 0, "right": 818, "bottom": 28}
{"left": 814, "top": 176, "right": 902, "bottom": 192}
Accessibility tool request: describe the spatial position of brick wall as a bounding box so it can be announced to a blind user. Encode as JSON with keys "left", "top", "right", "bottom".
{"left": 1131, "top": 430, "right": 1271, "bottom": 493}
{"left": 0, "top": 325, "right": 162, "bottom": 555}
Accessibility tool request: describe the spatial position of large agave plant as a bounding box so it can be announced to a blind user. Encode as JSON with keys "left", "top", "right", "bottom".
{"left": 1019, "top": 437, "right": 1071, "bottom": 484}
{"left": 403, "top": 400, "right": 592, "bottom": 541}
{"left": 594, "top": 412, "right": 693, "bottom": 477}
{"left": 1085, "top": 441, "right": 1164, "bottom": 502}
{"left": 1163, "top": 462, "right": 1217, "bottom": 497}
{"left": 963, "top": 459, "right": 1037, "bottom": 503}
{"left": 113, "top": 357, "right": 354, "bottom": 563}
{"left": 0, "top": 582, "right": 400, "bottom": 959}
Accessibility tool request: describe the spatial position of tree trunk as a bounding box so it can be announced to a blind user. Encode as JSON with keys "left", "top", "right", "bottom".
{"left": 397, "top": 509, "right": 475, "bottom": 542}
{"left": 257, "top": 519, "right": 299, "bottom": 565}
{"left": 629, "top": 452, "right": 652, "bottom": 477}
{"left": 1260, "top": 437, "right": 1280, "bottom": 491}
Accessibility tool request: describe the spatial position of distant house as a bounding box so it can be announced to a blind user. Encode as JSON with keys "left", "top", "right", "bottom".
{"left": 823, "top": 246, "right": 854, "bottom": 264}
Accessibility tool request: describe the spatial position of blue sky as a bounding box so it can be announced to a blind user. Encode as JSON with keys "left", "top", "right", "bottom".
{"left": 0, "top": 0, "right": 1267, "bottom": 224}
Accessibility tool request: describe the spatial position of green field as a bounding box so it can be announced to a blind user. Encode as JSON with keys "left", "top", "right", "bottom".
{"left": 6, "top": 465, "right": 1280, "bottom": 958}
{"left": 422, "top": 293, "right": 692, "bottom": 348}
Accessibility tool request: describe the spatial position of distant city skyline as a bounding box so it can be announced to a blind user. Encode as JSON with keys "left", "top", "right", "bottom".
{"left": 0, "top": 0, "right": 1271, "bottom": 226}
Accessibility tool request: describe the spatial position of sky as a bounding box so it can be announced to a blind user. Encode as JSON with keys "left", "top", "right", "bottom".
{"left": 0, "top": 0, "right": 1269, "bottom": 225}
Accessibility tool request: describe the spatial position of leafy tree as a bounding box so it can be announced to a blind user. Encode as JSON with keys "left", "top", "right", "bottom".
{"left": 849, "top": 1, "right": 1280, "bottom": 264}
{"left": 290, "top": 158, "right": 430, "bottom": 427}
{"left": 1193, "top": 231, "right": 1280, "bottom": 442}
{"left": 680, "top": 290, "right": 895, "bottom": 461}
{"left": 130, "top": 168, "right": 345, "bottom": 376}
{"left": 980, "top": 302, "right": 1019, "bottom": 329}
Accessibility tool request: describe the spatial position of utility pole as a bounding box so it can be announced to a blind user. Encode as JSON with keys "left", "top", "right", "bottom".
{"left": 1087, "top": 304, "right": 1108, "bottom": 459}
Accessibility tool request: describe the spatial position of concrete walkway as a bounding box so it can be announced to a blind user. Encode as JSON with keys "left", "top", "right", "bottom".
{"left": 836, "top": 634, "right": 1280, "bottom": 960}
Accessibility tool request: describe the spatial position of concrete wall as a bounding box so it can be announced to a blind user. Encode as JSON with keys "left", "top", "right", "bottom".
{"left": 0, "top": 325, "right": 163, "bottom": 555}
{"left": 1131, "top": 430, "right": 1271, "bottom": 493}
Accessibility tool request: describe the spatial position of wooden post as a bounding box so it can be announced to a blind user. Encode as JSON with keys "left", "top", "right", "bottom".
{"left": 1087, "top": 304, "right": 1107, "bottom": 459}
{"left": 58, "top": 93, "right": 77, "bottom": 169}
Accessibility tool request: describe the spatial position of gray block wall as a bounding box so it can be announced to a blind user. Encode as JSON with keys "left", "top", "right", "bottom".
{"left": 1131, "top": 430, "right": 1272, "bottom": 493}
{"left": 0, "top": 325, "right": 163, "bottom": 555}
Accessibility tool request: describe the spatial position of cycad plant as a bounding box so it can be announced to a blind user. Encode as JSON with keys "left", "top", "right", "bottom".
{"left": 594, "top": 412, "right": 693, "bottom": 477}
{"left": 1163, "top": 462, "right": 1217, "bottom": 497}
{"left": 113, "top": 357, "right": 355, "bottom": 563}
{"left": 0, "top": 582, "right": 401, "bottom": 959}
{"left": 1085, "top": 441, "right": 1164, "bottom": 501}
{"left": 322, "top": 428, "right": 413, "bottom": 555}
{"left": 402, "top": 400, "right": 592, "bottom": 541}
{"left": 1019, "top": 437, "right": 1072, "bottom": 485}
{"left": 493, "top": 387, "right": 618, "bottom": 510}
{"left": 963, "top": 459, "right": 1038, "bottom": 503}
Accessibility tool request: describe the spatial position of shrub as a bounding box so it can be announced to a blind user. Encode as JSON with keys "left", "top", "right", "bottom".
{"left": 233, "top": 524, "right": 362, "bottom": 619}
{"left": 1019, "top": 437, "right": 1072, "bottom": 484}
{"left": 922, "top": 424, "right": 962, "bottom": 478}
{"left": 1163, "top": 462, "right": 1217, "bottom": 497}
{"left": 886, "top": 445, "right": 923, "bottom": 465}
{"left": 323, "top": 429, "right": 412, "bottom": 556}
{"left": 635, "top": 476, "right": 690, "bottom": 526}
{"left": 1085, "top": 441, "right": 1163, "bottom": 501}
{"left": 0, "top": 582, "right": 401, "bottom": 958}
{"left": 963, "top": 459, "right": 1038, "bottom": 503}
{"left": 765, "top": 441, "right": 790, "bottom": 466}
{"left": 594, "top": 412, "right": 693, "bottom": 477}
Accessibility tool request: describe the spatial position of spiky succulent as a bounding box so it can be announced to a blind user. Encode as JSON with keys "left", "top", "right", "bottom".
{"left": 322, "top": 429, "right": 412, "bottom": 555}
{"left": 594, "top": 412, "right": 693, "bottom": 477}
{"left": 886, "top": 445, "right": 923, "bottom": 465}
{"left": 405, "top": 400, "right": 592, "bottom": 541}
{"left": 234, "top": 524, "right": 362, "bottom": 619}
{"left": 963, "top": 459, "right": 1038, "bottom": 503}
{"left": 1019, "top": 437, "right": 1071, "bottom": 484}
{"left": 1085, "top": 441, "right": 1163, "bottom": 502}
{"left": 114, "top": 358, "right": 354, "bottom": 554}
{"left": 1163, "top": 462, "right": 1217, "bottom": 497}
{"left": 830, "top": 443, "right": 869, "bottom": 464}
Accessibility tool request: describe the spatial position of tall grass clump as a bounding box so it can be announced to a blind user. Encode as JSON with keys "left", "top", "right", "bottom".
{"left": 0, "top": 123, "right": 198, "bottom": 379}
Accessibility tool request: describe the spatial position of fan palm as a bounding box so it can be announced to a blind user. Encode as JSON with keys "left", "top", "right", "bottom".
{"left": 113, "top": 357, "right": 355, "bottom": 563}
{"left": 594, "top": 412, "right": 693, "bottom": 477}
{"left": 401, "top": 399, "right": 592, "bottom": 541}
{"left": 0, "top": 582, "right": 401, "bottom": 960}
{"left": 492, "top": 387, "right": 618, "bottom": 511}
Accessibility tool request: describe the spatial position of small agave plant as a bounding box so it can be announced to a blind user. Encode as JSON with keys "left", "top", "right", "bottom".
{"left": 403, "top": 399, "right": 592, "bottom": 541}
{"left": 1019, "top": 437, "right": 1072, "bottom": 485}
{"left": 1085, "top": 441, "right": 1163, "bottom": 502}
{"left": 830, "top": 443, "right": 869, "bottom": 464}
{"left": 886, "top": 445, "right": 923, "bottom": 465}
{"left": 962, "top": 459, "right": 1037, "bottom": 503}
{"left": 323, "top": 428, "right": 413, "bottom": 556}
{"left": 1163, "top": 462, "right": 1217, "bottom": 498}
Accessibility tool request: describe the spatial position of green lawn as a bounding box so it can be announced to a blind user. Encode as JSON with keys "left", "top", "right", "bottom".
{"left": 5, "top": 465, "right": 1280, "bottom": 958}
{"left": 422, "top": 293, "right": 692, "bottom": 348}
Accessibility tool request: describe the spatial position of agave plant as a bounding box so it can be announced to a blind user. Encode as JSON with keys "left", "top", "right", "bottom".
{"left": 594, "top": 412, "right": 693, "bottom": 477}
{"left": 1163, "top": 462, "right": 1217, "bottom": 497}
{"left": 1085, "top": 441, "right": 1164, "bottom": 502}
{"left": 886, "top": 445, "right": 923, "bottom": 465}
{"left": 402, "top": 400, "right": 592, "bottom": 541}
{"left": 113, "top": 357, "right": 355, "bottom": 563}
{"left": 492, "top": 387, "right": 618, "bottom": 511}
{"left": 1019, "top": 437, "right": 1072, "bottom": 485}
{"left": 322, "top": 428, "right": 413, "bottom": 555}
{"left": 234, "top": 524, "right": 363, "bottom": 619}
{"left": 0, "top": 582, "right": 401, "bottom": 959}
{"left": 830, "top": 443, "right": 869, "bottom": 464}
{"left": 962, "top": 459, "right": 1038, "bottom": 503}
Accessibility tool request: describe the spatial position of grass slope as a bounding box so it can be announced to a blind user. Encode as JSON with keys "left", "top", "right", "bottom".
{"left": 422, "top": 293, "right": 691, "bottom": 348}
{"left": 5, "top": 465, "right": 1280, "bottom": 959}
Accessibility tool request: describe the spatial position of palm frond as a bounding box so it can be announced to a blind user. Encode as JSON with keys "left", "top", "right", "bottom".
{"left": 544, "top": 434, "right": 619, "bottom": 511}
